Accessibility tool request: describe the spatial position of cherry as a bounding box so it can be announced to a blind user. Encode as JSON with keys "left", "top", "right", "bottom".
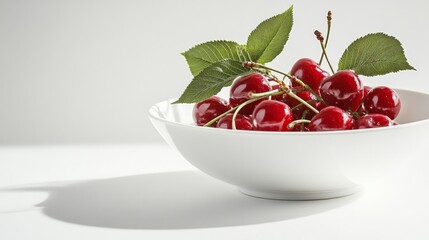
{"left": 363, "top": 86, "right": 372, "bottom": 98}
{"left": 230, "top": 73, "right": 272, "bottom": 115}
{"left": 271, "top": 84, "right": 286, "bottom": 101}
{"left": 253, "top": 100, "right": 293, "bottom": 131}
{"left": 314, "top": 101, "right": 327, "bottom": 112}
{"left": 357, "top": 86, "right": 373, "bottom": 115}
{"left": 363, "top": 86, "right": 401, "bottom": 120}
{"left": 290, "top": 58, "right": 329, "bottom": 93}
{"left": 355, "top": 86, "right": 372, "bottom": 116}
{"left": 319, "top": 70, "right": 364, "bottom": 111}
{"left": 283, "top": 88, "right": 318, "bottom": 120}
{"left": 216, "top": 114, "right": 254, "bottom": 130}
{"left": 193, "top": 96, "right": 231, "bottom": 126}
{"left": 308, "top": 106, "right": 354, "bottom": 131}
{"left": 354, "top": 113, "right": 397, "bottom": 129}
{"left": 290, "top": 123, "right": 310, "bottom": 132}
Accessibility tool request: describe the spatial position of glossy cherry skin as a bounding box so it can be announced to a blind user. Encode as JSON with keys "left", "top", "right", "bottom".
{"left": 283, "top": 88, "right": 318, "bottom": 120}
{"left": 252, "top": 100, "right": 293, "bottom": 131}
{"left": 230, "top": 73, "right": 272, "bottom": 115}
{"left": 271, "top": 84, "right": 286, "bottom": 101}
{"left": 290, "top": 58, "right": 329, "bottom": 93}
{"left": 363, "top": 86, "right": 372, "bottom": 98}
{"left": 363, "top": 86, "right": 401, "bottom": 120}
{"left": 319, "top": 70, "right": 364, "bottom": 111}
{"left": 357, "top": 86, "right": 373, "bottom": 115}
{"left": 290, "top": 123, "right": 309, "bottom": 132}
{"left": 314, "top": 101, "right": 327, "bottom": 112}
{"left": 308, "top": 106, "right": 354, "bottom": 131}
{"left": 193, "top": 96, "right": 231, "bottom": 126}
{"left": 354, "top": 113, "right": 397, "bottom": 129}
{"left": 216, "top": 113, "right": 254, "bottom": 130}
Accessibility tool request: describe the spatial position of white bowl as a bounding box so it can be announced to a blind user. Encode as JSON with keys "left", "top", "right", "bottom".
{"left": 149, "top": 89, "right": 429, "bottom": 200}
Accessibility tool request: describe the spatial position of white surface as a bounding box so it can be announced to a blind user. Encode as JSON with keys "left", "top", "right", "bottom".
{"left": 1, "top": 0, "right": 429, "bottom": 144}
{"left": 149, "top": 89, "right": 429, "bottom": 200}
{"left": 1, "top": 144, "right": 429, "bottom": 239}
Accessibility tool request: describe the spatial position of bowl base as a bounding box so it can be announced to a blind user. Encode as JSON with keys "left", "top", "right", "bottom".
{"left": 239, "top": 185, "right": 362, "bottom": 201}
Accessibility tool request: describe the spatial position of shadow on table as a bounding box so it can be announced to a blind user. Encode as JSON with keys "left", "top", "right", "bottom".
{"left": 15, "top": 171, "right": 361, "bottom": 229}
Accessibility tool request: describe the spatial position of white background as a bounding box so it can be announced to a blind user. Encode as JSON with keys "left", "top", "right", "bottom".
{"left": 1, "top": 2, "right": 429, "bottom": 239}
{"left": 1, "top": 0, "right": 428, "bottom": 144}
{"left": 1, "top": 145, "right": 429, "bottom": 240}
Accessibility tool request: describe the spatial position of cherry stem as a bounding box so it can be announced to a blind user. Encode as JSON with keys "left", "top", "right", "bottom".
{"left": 287, "top": 91, "right": 319, "bottom": 114}
{"left": 355, "top": 104, "right": 364, "bottom": 114}
{"left": 291, "top": 78, "right": 324, "bottom": 102}
{"left": 350, "top": 111, "right": 361, "bottom": 120}
{"left": 204, "top": 90, "right": 283, "bottom": 128}
{"left": 287, "top": 119, "right": 311, "bottom": 130}
{"left": 231, "top": 101, "right": 253, "bottom": 130}
{"left": 243, "top": 62, "right": 324, "bottom": 102}
{"left": 319, "top": 11, "right": 332, "bottom": 65}
{"left": 251, "top": 71, "right": 319, "bottom": 114}
{"left": 232, "top": 90, "right": 285, "bottom": 130}
{"left": 291, "top": 99, "right": 318, "bottom": 111}
{"left": 248, "top": 89, "right": 280, "bottom": 98}
{"left": 320, "top": 42, "right": 335, "bottom": 74}
{"left": 315, "top": 30, "right": 335, "bottom": 74}
{"left": 301, "top": 110, "right": 309, "bottom": 131}
{"left": 203, "top": 106, "right": 237, "bottom": 127}
{"left": 249, "top": 64, "right": 289, "bottom": 80}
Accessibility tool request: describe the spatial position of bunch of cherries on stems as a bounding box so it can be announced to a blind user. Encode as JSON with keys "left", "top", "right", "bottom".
{"left": 193, "top": 57, "right": 401, "bottom": 132}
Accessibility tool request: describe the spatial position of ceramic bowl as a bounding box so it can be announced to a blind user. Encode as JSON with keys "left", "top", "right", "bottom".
{"left": 149, "top": 89, "right": 429, "bottom": 200}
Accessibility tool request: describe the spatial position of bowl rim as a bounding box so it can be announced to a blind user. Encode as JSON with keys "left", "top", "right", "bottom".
{"left": 149, "top": 88, "right": 429, "bottom": 136}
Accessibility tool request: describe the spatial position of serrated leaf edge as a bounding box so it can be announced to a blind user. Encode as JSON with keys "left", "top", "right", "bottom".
{"left": 182, "top": 40, "right": 251, "bottom": 76}
{"left": 246, "top": 5, "right": 293, "bottom": 63}
{"left": 173, "top": 60, "right": 252, "bottom": 104}
{"left": 338, "top": 32, "right": 416, "bottom": 76}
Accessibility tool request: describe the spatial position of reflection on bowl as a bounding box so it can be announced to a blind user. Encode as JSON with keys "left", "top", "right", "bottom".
{"left": 149, "top": 89, "right": 429, "bottom": 200}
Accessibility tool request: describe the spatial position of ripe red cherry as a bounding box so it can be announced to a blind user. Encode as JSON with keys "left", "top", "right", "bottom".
{"left": 305, "top": 101, "right": 328, "bottom": 120}
{"left": 290, "top": 58, "right": 329, "bottom": 93}
{"left": 308, "top": 106, "right": 354, "bottom": 131}
{"left": 283, "top": 88, "right": 318, "bottom": 120}
{"left": 290, "top": 123, "right": 309, "bottom": 132}
{"left": 319, "top": 70, "right": 364, "bottom": 111}
{"left": 253, "top": 100, "right": 293, "bottom": 131}
{"left": 230, "top": 73, "right": 272, "bottom": 115}
{"left": 357, "top": 86, "right": 373, "bottom": 115}
{"left": 363, "top": 86, "right": 401, "bottom": 120}
{"left": 354, "top": 113, "right": 397, "bottom": 129}
{"left": 361, "top": 86, "right": 373, "bottom": 109}
{"left": 314, "top": 101, "right": 327, "bottom": 112}
{"left": 271, "top": 84, "right": 286, "bottom": 101}
{"left": 193, "top": 96, "right": 231, "bottom": 126}
{"left": 363, "top": 86, "right": 372, "bottom": 98}
{"left": 216, "top": 114, "right": 254, "bottom": 130}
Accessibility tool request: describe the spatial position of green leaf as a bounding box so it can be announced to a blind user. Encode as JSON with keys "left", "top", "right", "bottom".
{"left": 182, "top": 41, "right": 252, "bottom": 76}
{"left": 246, "top": 6, "right": 293, "bottom": 64}
{"left": 173, "top": 60, "right": 253, "bottom": 104}
{"left": 338, "top": 33, "right": 416, "bottom": 76}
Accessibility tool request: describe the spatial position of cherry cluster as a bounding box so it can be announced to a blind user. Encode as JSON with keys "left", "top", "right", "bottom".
{"left": 193, "top": 58, "right": 401, "bottom": 131}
